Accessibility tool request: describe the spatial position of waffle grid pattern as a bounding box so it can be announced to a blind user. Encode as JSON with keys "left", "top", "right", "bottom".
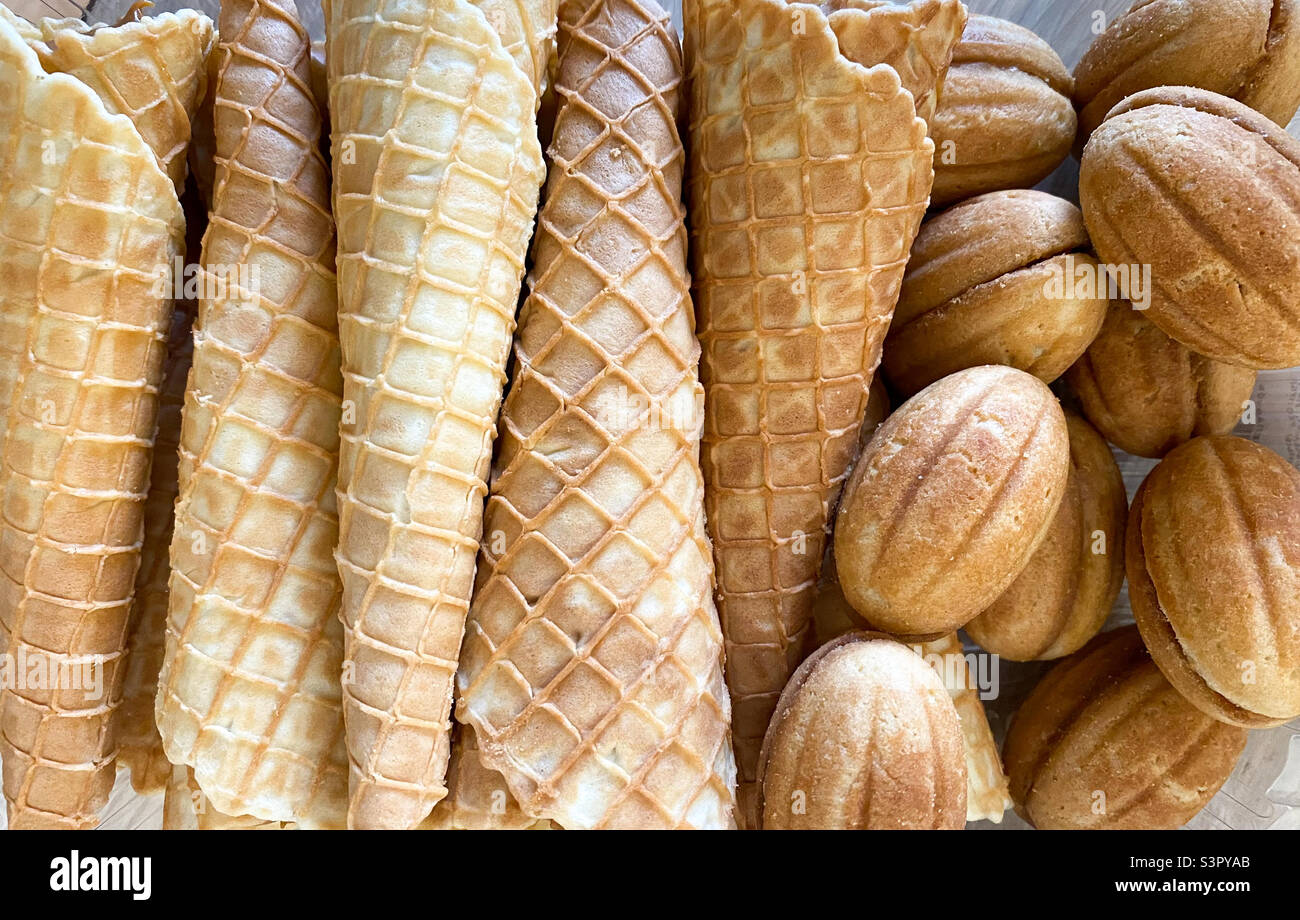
{"left": 155, "top": 0, "right": 347, "bottom": 827}
{"left": 22, "top": 10, "right": 215, "bottom": 191}
{"left": 685, "top": 0, "right": 935, "bottom": 825}
{"left": 326, "top": 0, "right": 545, "bottom": 828}
{"left": 456, "top": 0, "right": 736, "bottom": 830}
{"left": 115, "top": 306, "right": 193, "bottom": 795}
{"left": 0, "top": 20, "right": 184, "bottom": 829}
{"left": 470, "top": 0, "right": 558, "bottom": 101}
{"left": 819, "top": 0, "right": 967, "bottom": 125}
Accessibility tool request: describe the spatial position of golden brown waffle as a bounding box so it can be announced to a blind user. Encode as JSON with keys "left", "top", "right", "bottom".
{"left": 154, "top": 0, "right": 347, "bottom": 828}
{"left": 115, "top": 304, "right": 194, "bottom": 796}
{"left": 684, "top": 0, "right": 946, "bottom": 827}
{"left": 12, "top": 9, "right": 215, "bottom": 192}
{"left": 325, "top": 0, "right": 549, "bottom": 828}
{"left": 455, "top": 0, "right": 736, "bottom": 830}
{"left": 423, "top": 725, "right": 550, "bottom": 829}
{"left": 0, "top": 17, "right": 185, "bottom": 829}
{"left": 818, "top": 0, "right": 966, "bottom": 126}
{"left": 0, "top": 6, "right": 210, "bottom": 490}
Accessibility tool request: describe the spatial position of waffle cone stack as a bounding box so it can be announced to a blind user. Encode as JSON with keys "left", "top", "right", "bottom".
{"left": 154, "top": 0, "right": 347, "bottom": 829}
{"left": 685, "top": 0, "right": 958, "bottom": 827}
{"left": 423, "top": 725, "right": 550, "bottom": 829}
{"left": 0, "top": 16, "right": 187, "bottom": 828}
{"left": 455, "top": 0, "right": 736, "bottom": 830}
{"left": 325, "top": 0, "right": 550, "bottom": 828}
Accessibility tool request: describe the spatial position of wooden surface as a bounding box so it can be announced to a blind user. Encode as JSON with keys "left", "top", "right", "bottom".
{"left": 1, "top": 0, "right": 1298, "bottom": 831}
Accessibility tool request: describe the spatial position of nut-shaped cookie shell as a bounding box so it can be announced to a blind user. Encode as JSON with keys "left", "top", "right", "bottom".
{"left": 1079, "top": 87, "right": 1300, "bottom": 369}
{"left": 965, "top": 415, "right": 1126, "bottom": 661}
{"left": 1127, "top": 436, "right": 1300, "bottom": 727}
{"left": 886, "top": 191, "right": 1107, "bottom": 396}
{"left": 759, "top": 633, "right": 966, "bottom": 829}
{"left": 1066, "top": 299, "right": 1257, "bottom": 458}
{"left": 834, "top": 365, "right": 1070, "bottom": 637}
{"left": 1004, "top": 626, "right": 1247, "bottom": 830}
{"left": 929, "top": 15, "right": 1075, "bottom": 207}
{"left": 1074, "top": 0, "right": 1300, "bottom": 143}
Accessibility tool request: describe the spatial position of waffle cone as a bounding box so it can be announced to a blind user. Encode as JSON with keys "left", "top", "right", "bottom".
{"left": 10, "top": 9, "right": 215, "bottom": 192}
{"left": 423, "top": 725, "right": 550, "bottom": 829}
{"left": 0, "top": 18, "right": 185, "bottom": 828}
{"left": 685, "top": 0, "right": 947, "bottom": 827}
{"left": 115, "top": 304, "right": 195, "bottom": 796}
{"left": 0, "top": 6, "right": 209, "bottom": 474}
{"left": 455, "top": 0, "right": 736, "bottom": 830}
{"left": 154, "top": 0, "right": 347, "bottom": 829}
{"left": 325, "top": 0, "right": 549, "bottom": 828}
{"left": 163, "top": 765, "right": 289, "bottom": 829}
{"left": 471, "top": 0, "right": 559, "bottom": 104}
{"left": 819, "top": 0, "right": 967, "bottom": 126}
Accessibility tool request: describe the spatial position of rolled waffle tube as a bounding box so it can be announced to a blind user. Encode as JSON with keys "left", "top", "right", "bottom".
{"left": 456, "top": 0, "right": 736, "bottom": 829}
{"left": 684, "top": 0, "right": 955, "bottom": 827}
{"left": 0, "top": 6, "right": 211, "bottom": 489}
{"left": 325, "top": 0, "right": 550, "bottom": 828}
{"left": 0, "top": 18, "right": 185, "bottom": 829}
{"left": 154, "top": 0, "right": 347, "bottom": 828}
{"left": 115, "top": 304, "right": 195, "bottom": 796}
{"left": 9, "top": 8, "right": 215, "bottom": 192}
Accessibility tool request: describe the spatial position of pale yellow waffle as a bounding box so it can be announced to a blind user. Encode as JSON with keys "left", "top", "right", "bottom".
{"left": 325, "top": 0, "right": 549, "bottom": 828}
{"left": 472, "top": 0, "right": 559, "bottom": 103}
{"left": 423, "top": 725, "right": 551, "bottom": 829}
{"left": 163, "top": 765, "right": 288, "bottom": 829}
{"left": 154, "top": 0, "right": 347, "bottom": 829}
{"left": 455, "top": 0, "right": 736, "bottom": 830}
{"left": 0, "top": 5, "right": 43, "bottom": 42}
{"left": 685, "top": 0, "right": 951, "bottom": 827}
{"left": 0, "top": 17, "right": 185, "bottom": 829}
{"left": 11, "top": 8, "right": 215, "bottom": 192}
{"left": 116, "top": 304, "right": 194, "bottom": 796}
